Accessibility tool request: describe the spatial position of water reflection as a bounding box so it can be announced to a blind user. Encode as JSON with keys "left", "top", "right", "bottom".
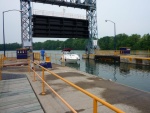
{"left": 120, "top": 63, "right": 150, "bottom": 76}
{"left": 120, "top": 63, "right": 130, "bottom": 75}
{"left": 69, "top": 59, "right": 150, "bottom": 92}
{"left": 65, "top": 63, "right": 80, "bottom": 70}
{"left": 85, "top": 59, "right": 97, "bottom": 75}
{"left": 51, "top": 50, "right": 150, "bottom": 92}
{"left": 113, "top": 62, "right": 117, "bottom": 81}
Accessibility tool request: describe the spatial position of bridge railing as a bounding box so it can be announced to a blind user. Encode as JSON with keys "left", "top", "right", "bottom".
{"left": 29, "top": 60, "right": 124, "bottom": 113}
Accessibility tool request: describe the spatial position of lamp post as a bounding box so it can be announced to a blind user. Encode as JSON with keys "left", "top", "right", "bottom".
{"left": 3, "top": 9, "right": 23, "bottom": 57}
{"left": 105, "top": 20, "right": 116, "bottom": 50}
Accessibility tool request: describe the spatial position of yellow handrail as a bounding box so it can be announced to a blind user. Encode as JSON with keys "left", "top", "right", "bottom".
{"left": 30, "top": 62, "right": 77, "bottom": 113}
{"left": 32, "top": 61, "right": 124, "bottom": 113}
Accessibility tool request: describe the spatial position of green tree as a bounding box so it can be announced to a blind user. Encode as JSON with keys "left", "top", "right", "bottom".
{"left": 139, "top": 34, "right": 150, "bottom": 50}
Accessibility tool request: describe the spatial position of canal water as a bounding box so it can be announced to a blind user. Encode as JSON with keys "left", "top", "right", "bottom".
{"left": 48, "top": 50, "right": 150, "bottom": 92}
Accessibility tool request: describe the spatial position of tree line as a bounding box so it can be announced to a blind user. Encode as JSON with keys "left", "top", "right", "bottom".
{"left": 0, "top": 33, "right": 150, "bottom": 51}
{"left": 98, "top": 33, "right": 150, "bottom": 50}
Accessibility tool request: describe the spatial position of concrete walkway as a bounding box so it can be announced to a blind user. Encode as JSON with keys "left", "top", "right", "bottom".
{"left": 1, "top": 64, "right": 150, "bottom": 113}
{"left": 27, "top": 64, "right": 150, "bottom": 113}
{"left": 0, "top": 73, "right": 44, "bottom": 113}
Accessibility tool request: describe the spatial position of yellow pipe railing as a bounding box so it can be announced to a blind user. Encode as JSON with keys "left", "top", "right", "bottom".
{"left": 41, "top": 68, "right": 46, "bottom": 95}
{"left": 31, "top": 61, "right": 124, "bottom": 113}
{"left": 29, "top": 61, "right": 77, "bottom": 113}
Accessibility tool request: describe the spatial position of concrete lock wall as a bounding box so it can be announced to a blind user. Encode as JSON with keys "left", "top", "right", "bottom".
{"left": 120, "top": 56, "right": 150, "bottom": 65}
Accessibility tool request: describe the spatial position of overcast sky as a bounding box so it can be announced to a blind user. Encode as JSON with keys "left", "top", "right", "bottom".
{"left": 0, "top": 0, "right": 150, "bottom": 44}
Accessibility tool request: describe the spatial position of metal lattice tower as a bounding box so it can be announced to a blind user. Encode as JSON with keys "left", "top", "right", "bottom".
{"left": 86, "top": 0, "right": 98, "bottom": 53}
{"left": 20, "top": 0, "right": 32, "bottom": 50}
{"left": 20, "top": 0, "right": 98, "bottom": 53}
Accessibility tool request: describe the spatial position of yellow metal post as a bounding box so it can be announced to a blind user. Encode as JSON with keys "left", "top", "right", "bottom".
{"left": 33, "top": 62, "right": 36, "bottom": 81}
{"left": 93, "top": 99, "right": 98, "bottom": 113}
{"left": 38, "top": 53, "right": 40, "bottom": 63}
{"left": 2, "top": 56, "right": 3, "bottom": 66}
{"left": 3, "top": 56, "right": 6, "bottom": 60}
{"left": 42, "top": 68, "right": 46, "bottom": 95}
{"left": 39, "top": 53, "right": 41, "bottom": 62}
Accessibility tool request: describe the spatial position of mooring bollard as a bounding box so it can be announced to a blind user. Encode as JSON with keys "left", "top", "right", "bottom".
{"left": 45, "top": 56, "right": 52, "bottom": 68}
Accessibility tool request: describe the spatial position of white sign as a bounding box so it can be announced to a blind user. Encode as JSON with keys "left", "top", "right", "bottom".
{"left": 93, "top": 40, "right": 97, "bottom": 46}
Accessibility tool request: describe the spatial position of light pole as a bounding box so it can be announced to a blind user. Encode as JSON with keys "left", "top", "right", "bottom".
{"left": 105, "top": 20, "right": 116, "bottom": 50}
{"left": 3, "top": 9, "right": 23, "bottom": 57}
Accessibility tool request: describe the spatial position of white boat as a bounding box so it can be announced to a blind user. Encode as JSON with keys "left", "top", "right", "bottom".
{"left": 60, "top": 48, "right": 80, "bottom": 63}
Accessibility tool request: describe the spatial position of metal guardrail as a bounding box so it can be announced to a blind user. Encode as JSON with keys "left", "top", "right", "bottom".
{"left": 29, "top": 60, "right": 77, "bottom": 113}
{"left": 1, "top": 52, "right": 124, "bottom": 112}
{"left": 29, "top": 60, "right": 124, "bottom": 113}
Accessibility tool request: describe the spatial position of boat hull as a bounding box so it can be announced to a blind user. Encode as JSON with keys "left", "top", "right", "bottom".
{"left": 60, "top": 53, "right": 80, "bottom": 64}
{"left": 60, "top": 58, "right": 79, "bottom": 63}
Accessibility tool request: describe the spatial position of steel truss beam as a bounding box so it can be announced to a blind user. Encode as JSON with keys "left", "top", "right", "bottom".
{"left": 31, "top": 0, "right": 93, "bottom": 9}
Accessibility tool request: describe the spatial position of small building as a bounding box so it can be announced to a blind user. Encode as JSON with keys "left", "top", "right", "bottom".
{"left": 16, "top": 48, "right": 30, "bottom": 59}
{"left": 120, "top": 47, "right": 130, "bottom": 55}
